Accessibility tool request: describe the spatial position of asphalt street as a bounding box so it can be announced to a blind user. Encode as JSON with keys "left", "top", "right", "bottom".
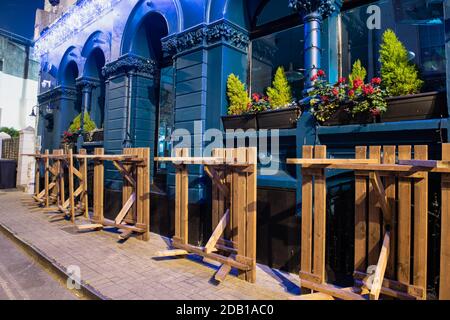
{"left": 0, "top": 231, "right": 78, "bottom": 300}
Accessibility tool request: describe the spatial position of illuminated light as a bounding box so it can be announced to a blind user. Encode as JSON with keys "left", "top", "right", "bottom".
{"left": 34, "top": 0, "right": 121, "bottom": 59}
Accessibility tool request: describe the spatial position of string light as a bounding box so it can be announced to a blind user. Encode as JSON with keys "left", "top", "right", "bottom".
{"left": 34, "top": 0, "right": 121, "bottom": 59}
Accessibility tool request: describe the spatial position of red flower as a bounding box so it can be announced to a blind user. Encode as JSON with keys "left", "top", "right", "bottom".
{"left": 371, "top": 77, "right": 382, "bottom": 85}
{"left": 353, "top": 79, "right": 364, "bottom": 89}
{"left": 371, "top": 108, "right": 381, "bottom": 116}
{"left": 338, "top": 77, "right": 346, "bottom": 84}
{"left": 310, "top": 74, "right": 319, "bottom": 82}
{"left": 321, "top": 95, "right": 329, "bottom": 103}
{"left": 363, "top": 84, "right": 374, "bottom": 95}
{"left": 332, "top": 88, "right": 339, "bottom": 96}
{"left": 348, "top": 89, "right": 355, "bottom": 97}
{"left": 317, "top": 69, "right": 325, "bottom": 77}
{"left": 252, "top": 93, "right": 260, "bottom": 102}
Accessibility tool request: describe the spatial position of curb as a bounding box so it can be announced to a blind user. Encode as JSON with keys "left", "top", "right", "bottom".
{"left": 0, "top": 222, "right": 107, "bottom": 300}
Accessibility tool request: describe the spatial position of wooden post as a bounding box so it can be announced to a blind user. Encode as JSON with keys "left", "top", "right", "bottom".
{"left": 440, "top": 143, "right": 450, "bottom": 299}
{"left": 123, "top": 148, "right": 135, "bottom": 224}
{"left": 301, "top": 146, "right": 313, "bottom": 277}
{"left": 93, "top": 148, "right": 104, "bottom": 223}
{"left": 44, "top": 150, "right": 49, "bottom": 208}
{"left": 68, "top": 149, "right": 75, "bottom": 223}
{"left": 136, "top": 148, "right": 150, "bottom": 241}
{"left": 35, "top": 151, "right": 41, "bottom": 199}
{"left": 368, "top": 146, "right": 381, "bottom": 265}
{"left": 413, "top": 145, "right": 427, "bottom": 299}
{"left": 245, "top": 147, "right": 257, "bottom": 283}
{"left": 79, "top": 149, "right": 89, "bottom": 218}
{"left": 174, "top": 148, "right": 189, "bottom": 245}
{"left": 354, "top": 146, "right": 367, "bottom": 273}
{"left": 397, "top": 145, "right": 412, "bottom": 284}
{"left": 383, "top": 146, "right": 396, "bottom": 279}
{"left": 313, "top": 145, "right": 326, "bottom": 282}
{"left": 58, "top": 150, "right": 65, "bottom": 207}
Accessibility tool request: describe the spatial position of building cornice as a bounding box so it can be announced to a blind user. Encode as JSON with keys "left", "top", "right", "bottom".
{"left": 37, "top": 86, "right": 78, "bottom": 103}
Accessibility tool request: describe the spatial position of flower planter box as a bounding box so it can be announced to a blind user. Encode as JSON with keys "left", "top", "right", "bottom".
{"left": 321, "top": 105, "right": 376, "bottom": 126}
{"left": 257, "top": 107, "right": 302, "bottom": 129}
{"left": 382, "top": 91, "right": 447, "bottom": 122}
{"left": 83, "top": 129, "right": 104, "bottom": 143}
{"left": 221, "top": 114, "right": 257, "bottom": 130}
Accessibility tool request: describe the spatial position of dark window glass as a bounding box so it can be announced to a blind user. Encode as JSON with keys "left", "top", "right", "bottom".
{"left": 0, "top": 59, "right": 3, "bottom": 72}
{"left": 250, "top": 25, "right": 305, "bottom": 98}
{"left": 255, "top": 0, "right": 293, "bottom": 27}
{"left": 342, "top": 0, "right": 445, "bottom": 92}
{"left": 157, "top": 65, "right": 175, "bottom": 172}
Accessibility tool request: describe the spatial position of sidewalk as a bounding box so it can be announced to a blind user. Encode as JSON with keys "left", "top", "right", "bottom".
{"left": 0, "top": 190, "right": 300, "bottom": 300}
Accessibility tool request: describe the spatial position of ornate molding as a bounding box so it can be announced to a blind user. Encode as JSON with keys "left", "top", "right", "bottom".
{"left": 288, "top": 0, "right": 339, "bottom": 19}
{"left": 102, "top": 54, "right": 158, "bottom": 78}
{"left": 162, "top": 21, "right": 249, "bottom": 56}
{"left": 76, "top": 77, "right": 100, "bottom": 91}
{"left": 38, "top": 86, "right": 78, "bottom": 103}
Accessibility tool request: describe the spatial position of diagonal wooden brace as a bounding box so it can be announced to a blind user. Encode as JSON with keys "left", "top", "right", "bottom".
{"left": 112, "top": 160, "right": 136, "bottom": 187}
{"left": 204, "top": 209, "right": 230, "bottom": 254}
{"left": 369, "top": 171, "right": 392, "bottom": 224}
{"left": 115, "top": 192, "right": 136, "bottom": 225}
{"left": 204, "top": 166, "right": 229, "bottom": 198}
{"left": 370, "top": 230, "right": 390, "bottom": 300}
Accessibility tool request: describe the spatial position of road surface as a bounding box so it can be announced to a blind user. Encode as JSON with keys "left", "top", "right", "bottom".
{"left": 0, "top": 231, "right": 78, "bottom": 300}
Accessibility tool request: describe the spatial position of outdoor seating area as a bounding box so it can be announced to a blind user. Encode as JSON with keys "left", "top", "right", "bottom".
{"left": 16, "top": 144, "right": 450, "bottom": 299}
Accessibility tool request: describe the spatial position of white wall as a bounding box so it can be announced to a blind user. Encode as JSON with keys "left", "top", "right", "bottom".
{"left": 0, "top": 71, "right": 38, "bottom": 130}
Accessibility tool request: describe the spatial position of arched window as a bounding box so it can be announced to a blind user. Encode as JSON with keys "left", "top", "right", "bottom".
{"left": 249, "top": 0, "right": 305, "bottom": 99}
{"left": 84, "top": 48, "right": 106, "bottom": 128}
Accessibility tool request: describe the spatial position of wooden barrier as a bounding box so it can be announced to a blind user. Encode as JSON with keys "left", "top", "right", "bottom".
{"left": 155, "top": 147, "right": 257, "bottom": 283}
{"left": 287, "top": 144, "right": 443, "bottom": 300}
{"left": 76, "top": 148, "right": 150, "bottom": 241}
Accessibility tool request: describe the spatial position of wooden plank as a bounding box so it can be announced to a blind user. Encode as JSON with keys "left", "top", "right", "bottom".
{"left": 354, "top": 146, "right": 367, "bottom": 272}
{"left": 214, "top": 264, "right": 232, "bottom": 283}
{"left": 299, "top": 279, "right": 366, "bottom": 300}
{"left": 397, "top": 145, "right": 412, "bottom": 284}
{"left": 354, "top": 271, "right": 423, "bottom": 299}
{"left": 122, "top": 148, "right": 135, "bottom": 224}
{"left": 118, "top": 230, "right": 133, "bottom": 240}
{"left": 383, "top": 146, "right": 396, "bottom": 279}
{"left": 440, "top": 143, "right": 450, "bottom": 299}
{"left": 398, "top": 159, "right": 450, "bottom": 168}
{"left": 137, "top": 148, "right": 150, "bottom": 241}
{"left": 368, "top": 146, "right": 381, "bottom": 265}
{"left": 204, "top": 166, "right": 230, "bottom": 198}
{"left": 155, "top": 249, "right": 189, "bottom": 257}
{"left": 112, "top": 160, "right": 136, "bottom": 187}
{"left": 370, "top": 231, "right": 390, "bottom": 300}
{"left": 77, "top": 224, "right": 103, "bottom": 231}
{"left": 204, "top": 209, "right": 230, "bottom": 254}
{"left": 413, "top": 145, "right": 428, "bottom": 299}
{"left": 245, "top": 147, "right": 257, "bottom": 283}
{"left": 287, "top": 158, "right": 379, "bottom": 165}
{"left": 301, "top": 146, "right": 313, "bottom": 275}
{"left": 174, "top": 149, "right": 182, "bottom": 242}
{"left": 293, "top": 292, "right": 336, "bottom": 300}
{"left": 114, "top": 193, "right": 136, "bottom": 224}
{"left": 313, "top": 145, "right": 327, "bottom": 282}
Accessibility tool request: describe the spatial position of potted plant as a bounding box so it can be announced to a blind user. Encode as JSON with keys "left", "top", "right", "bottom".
{"left": 380, "top": 29, "right": 446, "bottom": 122}
{"left": 309, "top": 69, "right": 388, "bottom": 125}
{"left": 221, "top": 74, "right": 256, "bottom": 130}
{"left": 257, "top": 67, "right": 301, "bottom": 129}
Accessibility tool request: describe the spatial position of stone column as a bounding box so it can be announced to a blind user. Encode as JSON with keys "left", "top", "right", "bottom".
{"left": 289, "top": 0, "right": 342, "bottom": 90}
{"left": 76, "top": 78, "right": 98, "bottom": 146}
{"left": 16, "top": 126, "right": 36, "bottom": 194}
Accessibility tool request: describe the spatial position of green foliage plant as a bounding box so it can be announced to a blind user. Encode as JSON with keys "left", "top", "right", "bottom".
{"left": 226, "top": 74, "right": 251, "bottom": 115}
{"left": 379, "top": 29, "right": 423, "bottom": 96}
{"left": 267, "top": 66, "right": 293, "bottom": 109}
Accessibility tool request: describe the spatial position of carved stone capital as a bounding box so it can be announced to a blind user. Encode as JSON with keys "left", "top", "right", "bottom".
{"left": 102, "top": 53, "right": 158, "bottom": 78}
{"left": 37, "top": 85, "right": 78, "bottom": 103}
{"left": 162, "top": 21, "right": 249, "bottom": 56}
{"left": 288, "top": 0, "right": 341, "bottom": 19}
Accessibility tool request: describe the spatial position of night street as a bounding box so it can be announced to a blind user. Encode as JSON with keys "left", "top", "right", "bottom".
{"left": 0, "top": 231, "right": 77, "bottom": 300}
